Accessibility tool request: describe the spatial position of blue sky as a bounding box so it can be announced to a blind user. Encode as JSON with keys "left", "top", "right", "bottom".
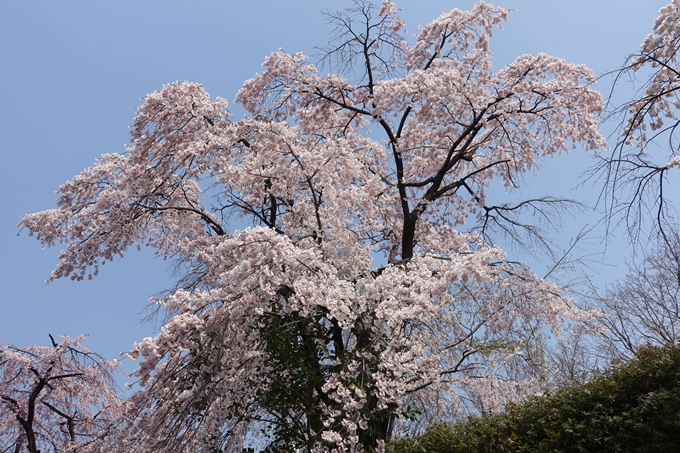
{"left": 0, "top": 0, "right": 674, "bottom": 378}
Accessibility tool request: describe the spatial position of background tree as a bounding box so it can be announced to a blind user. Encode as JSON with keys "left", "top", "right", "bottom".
{"left": 591, "top": 229, "right": 680, "bottom": 360}
{"left": 543, "top": 328, "right": 600, "bottom": 387}
{"left": 596, "top": 0, "right": 680, "bottom": 244}
{"left": 0, "top": 336, "right": 123, "bottom": 453}
{"left": 20, "top": 1, "right": 605, "bottom": 451}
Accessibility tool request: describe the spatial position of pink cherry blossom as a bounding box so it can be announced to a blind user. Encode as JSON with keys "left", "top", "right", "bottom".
{"left": 20, "top": 2, "right": 605, "bottom": 452}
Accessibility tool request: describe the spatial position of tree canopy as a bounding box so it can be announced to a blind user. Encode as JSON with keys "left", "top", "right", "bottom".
{"left": 17, "top": 1, "right": 607, "bottom": 452}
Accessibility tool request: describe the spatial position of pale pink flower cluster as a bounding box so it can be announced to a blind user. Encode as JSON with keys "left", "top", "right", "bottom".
{"left": 377, "top": 0, "right": 404, "bottom": 32}
{"left": 378, "top": 1, "right": 398, "bottom": 17}
{"left": 20, "top": 1, "right": 606, "bottom": 451}
{"left": 624, "top": 1, "right": 680, "bottom": 147}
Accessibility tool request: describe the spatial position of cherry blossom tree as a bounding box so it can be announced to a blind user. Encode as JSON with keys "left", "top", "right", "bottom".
{"left": 20, "top": 1, "right": 605, "bottom": 452}
{"left": 597, "top": 0, "right": 680, "bottom": 244}
{"left": 0, "top": 336, "right": 123, "bottom": 453}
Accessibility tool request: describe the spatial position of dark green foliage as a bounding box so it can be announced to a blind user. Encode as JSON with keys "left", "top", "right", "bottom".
{"left": 252, "top": 308, "right": 333, "bottom": 452}
{"left": 387, "top": 344, "right": 680, "bottom": 453}
{"left": 252, "top": 307, "right": 399, "bottom": 453}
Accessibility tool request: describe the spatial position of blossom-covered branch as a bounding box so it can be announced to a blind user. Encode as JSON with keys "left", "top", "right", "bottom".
{"left": 595, "top": 0, "right": 680, "bottom": 244}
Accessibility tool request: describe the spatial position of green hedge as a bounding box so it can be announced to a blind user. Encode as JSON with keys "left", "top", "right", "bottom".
{"left": 388, "top": 344, "right": 680, "bottom": 453}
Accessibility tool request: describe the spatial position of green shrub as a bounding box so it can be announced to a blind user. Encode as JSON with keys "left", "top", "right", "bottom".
{"left": 388, "top": 344, "right": 680, "bottom": 453}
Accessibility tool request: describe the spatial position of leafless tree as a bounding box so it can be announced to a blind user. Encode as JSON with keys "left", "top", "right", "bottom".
{"left": 593, "top": 229, "right": 680, "bottom": 360}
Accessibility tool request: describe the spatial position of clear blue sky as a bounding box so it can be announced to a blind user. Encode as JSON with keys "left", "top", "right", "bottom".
{"left": 0, "top": 1, "right": 673, "bottom": 378}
